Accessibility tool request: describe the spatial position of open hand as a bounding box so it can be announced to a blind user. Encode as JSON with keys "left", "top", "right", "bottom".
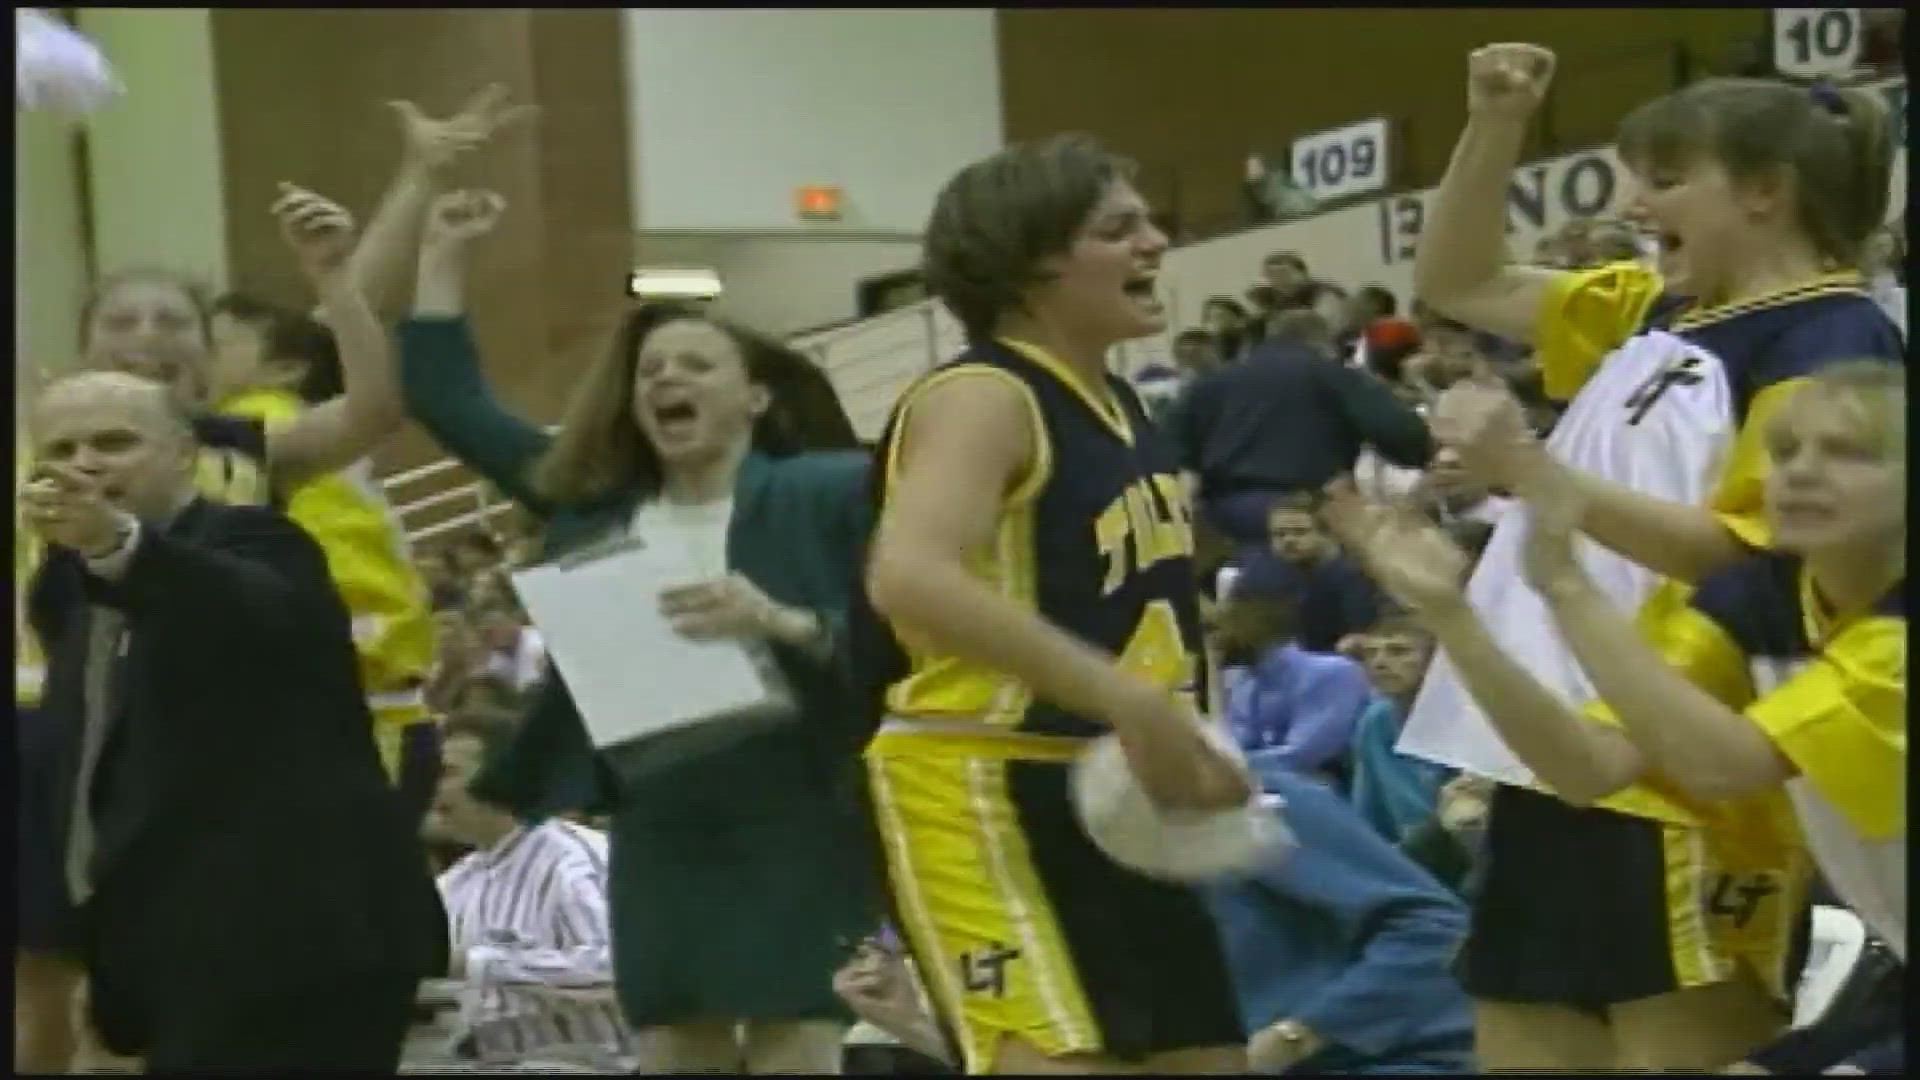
{"left": 389, "top": 83, "right": 533, "bottom": 177}
{"left": 271, "top": 182, "right": 356, "bottom": 280}
{"left": 1467, "top": 42, "right": 1556, "bottom": 120}
{"left": 659, "top": 573, "right": 785, "bottom": 642}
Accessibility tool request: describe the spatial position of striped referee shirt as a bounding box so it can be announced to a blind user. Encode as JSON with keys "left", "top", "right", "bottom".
{"left": 437, "top": 818, "right": 632, "bottom": 1062}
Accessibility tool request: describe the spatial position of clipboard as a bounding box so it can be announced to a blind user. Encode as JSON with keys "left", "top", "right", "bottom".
{"left": 510, "top": 529, "right": 797, "bottom": 780}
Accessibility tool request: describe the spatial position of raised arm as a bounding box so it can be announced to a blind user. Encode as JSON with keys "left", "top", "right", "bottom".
{"left": 261, "top": 185, "right": 405, "bottom": 486}
{"left": 343, "top": 85, "right": 531, "bottom": 319}
{"left": 400, "top": 189, "right": 555, "bottom": 515}
{"left": 1413, "top": 43, "right": 1568, "bottom": 345}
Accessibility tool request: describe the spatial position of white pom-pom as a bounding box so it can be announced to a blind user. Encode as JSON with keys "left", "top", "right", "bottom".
{"left": 17, "top": 9, "right": 121, "bottom": 114}
{"left": 1071, "top": 726, "right": 1292, "bottom": 884}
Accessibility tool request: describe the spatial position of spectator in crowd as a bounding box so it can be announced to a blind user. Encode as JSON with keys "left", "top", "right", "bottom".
{"left": 22, "top": 371, "right": 447, "bottom": 1070}
{"left": 1532, "top": 216, "right": 1645, "bottom": 271}
{"left": 1132, "top": 328, "right": 1217, "bottom": 426}
{"left": 1208, "top": 765, "right": 1477, "bottom": 1075}
{"left": 1262, "top": 249, "right": 1312, "bottom": 309}
{"left": 427, "top": 608, "right": 484, "bottom": 715}
{"left": 402, "top": 189, "right": 876, "bottom": 1074}
{"left": 1301, "top": 280, "right": 1352, "bottom": 339}
{"left": 1168, "top": 311, "right": 1431, "bottom": 545}
{"left": 1340, "top": 285, "right": 1400, "bottom": 363}
{"left": 424, "top": 546, "right": 470, "bottom": 610}
{"left": 1408, "top": 445, "right": 1512, "bottom": 529}
{"left": 425, "top": 713, "right": 633, "bottom": 1070}
{"left": 1235, "top": 492, "right": 1385, "bottom": 654}
{"left": 1346, "top": 616, "right": 1454, "bottom": 844}
{"left": 1214, "top": 588, "right": 1373, "bottom": 786}
{"left": 475, "top": 599, "right": 547, "bottom": 693}
{"left": 1358, "top": 316, "right": 1424, "bottom": 389}
{"left": 1201, "top": 295, "right": 1255, "bottom": 361}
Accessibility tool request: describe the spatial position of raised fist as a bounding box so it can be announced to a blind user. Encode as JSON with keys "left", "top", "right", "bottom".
{"left": 1466, "top": 42, "right": 1556, "bottom": 120}
{"left": 423, "top": 189, "right": 507, "bottom": 249}
{"left": 271, "top": 182, "right": 356, "bottom": 279}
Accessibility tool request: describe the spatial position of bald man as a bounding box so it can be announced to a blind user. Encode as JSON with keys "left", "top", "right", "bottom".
{"left": 20, "top": 372, "right": 448, "bottom": 1070}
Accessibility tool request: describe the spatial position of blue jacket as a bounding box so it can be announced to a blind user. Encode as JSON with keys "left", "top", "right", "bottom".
{"left": 1224, "top": 643, "right": 1370, "bottom": 778}
{"left": 1349, "top": 696, "right": 1453, "bottom": 844}
{"left": 1206, "top": 768, "right": 1475, "bottom": 1074}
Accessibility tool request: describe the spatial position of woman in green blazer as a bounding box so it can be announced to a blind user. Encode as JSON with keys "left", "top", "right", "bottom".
{"left": 400, "top": 194, "right": 876, "bottom": 1072}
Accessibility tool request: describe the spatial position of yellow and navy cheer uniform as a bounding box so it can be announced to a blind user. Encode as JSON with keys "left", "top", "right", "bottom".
{"left": 218, "top": 388, "right": 437, "bottom": 783}
{"left": 1674, "top": 551, "right": 1904, "bottom": 959}
{"left": 853, "top": 339, "right": 1243, "bottom": 1074}
{"left": 1460, "top": 266, "right": 1902, "bottom": 1009}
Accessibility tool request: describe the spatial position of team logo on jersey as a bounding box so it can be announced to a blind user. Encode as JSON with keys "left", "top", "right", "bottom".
{"left": 959, "top": 942, "right": 1021, "bottom": 997}
{"left": 1707, "top": 871, "right": 1784, "bottom": 930}
{"left": 1094, "top": 473, "right": 1195, "bottom": 595}
{"left": 1623, "top": 353, "right": 1705, "bottom": 426}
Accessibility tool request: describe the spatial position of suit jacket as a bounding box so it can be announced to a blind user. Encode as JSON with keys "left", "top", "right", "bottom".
{"left": 29, "top": 499, "right": 448, "bottom": 1053}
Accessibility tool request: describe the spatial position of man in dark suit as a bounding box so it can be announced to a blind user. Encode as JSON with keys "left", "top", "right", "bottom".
{"left": 21, "top": 370, "right": 448, "bottom": 1071}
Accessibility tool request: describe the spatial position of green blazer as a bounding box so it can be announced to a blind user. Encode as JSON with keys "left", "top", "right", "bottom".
{"left": 395, "top": 316, "right": 874, "bottom": 821}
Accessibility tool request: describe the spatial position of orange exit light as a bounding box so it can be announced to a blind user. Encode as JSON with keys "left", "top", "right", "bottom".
{"left": 796, "top": 185, "right": 843, "bottom": 220}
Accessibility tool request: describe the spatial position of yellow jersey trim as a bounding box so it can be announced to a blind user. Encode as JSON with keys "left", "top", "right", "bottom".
{"left": 998, "top": 337, "right": 1134, "bottom": 446}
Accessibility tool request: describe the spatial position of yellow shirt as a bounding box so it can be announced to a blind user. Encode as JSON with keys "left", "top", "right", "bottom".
{"left": 218, "top": 390, "right": 437, "bottom": 770}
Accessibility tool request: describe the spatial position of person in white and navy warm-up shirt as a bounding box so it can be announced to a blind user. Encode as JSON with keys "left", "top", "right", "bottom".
{"left": 425, "top": 714, "right": 633, "bottom": 1068}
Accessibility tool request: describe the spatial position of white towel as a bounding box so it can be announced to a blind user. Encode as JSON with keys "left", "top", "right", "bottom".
{"left": 17, "top": 9, "right": 120, "bottom": 113}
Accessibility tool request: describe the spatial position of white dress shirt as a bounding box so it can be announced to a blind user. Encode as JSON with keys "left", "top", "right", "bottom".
{"left": 436, "top": 818, "right": 632, "bottom": 1066}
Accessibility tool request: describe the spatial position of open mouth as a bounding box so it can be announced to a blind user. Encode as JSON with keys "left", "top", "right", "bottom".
{"left": 651, "top": 399, "right": 699, "bottom": 434}
{"left": 1123, "top": 274, "right": 1162, "bottom": 307}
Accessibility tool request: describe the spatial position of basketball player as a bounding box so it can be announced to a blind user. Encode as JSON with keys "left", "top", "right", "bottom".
{"left": 1395, "top": 43, "right": 1901, "bottom": 1070}
{"left": 856, "top": 134, "right": 1250, "bottom": 1075}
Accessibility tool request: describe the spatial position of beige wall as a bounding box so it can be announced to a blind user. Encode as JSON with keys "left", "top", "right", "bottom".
{"left": 638, "top": 234, "right": 921, "bottom": 337}
{"left": 75, "top": 8, "right": 228, "bottom": 289}
{"left": 15, "top": 110, "right": 90, "bottom": 389}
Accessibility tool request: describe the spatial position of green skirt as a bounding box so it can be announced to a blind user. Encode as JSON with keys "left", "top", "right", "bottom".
{"left": 604, "top": 734, "right": 878, "bottom": 1027}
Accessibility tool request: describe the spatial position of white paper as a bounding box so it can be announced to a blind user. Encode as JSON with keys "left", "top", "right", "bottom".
{"left": 510, "top": 536, "right": 787, "bottom": 751}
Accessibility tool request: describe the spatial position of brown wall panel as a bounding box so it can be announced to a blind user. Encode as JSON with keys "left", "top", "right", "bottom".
{"left": 998, "top": 8, "right": 1765, "bottom": 237}
{"left": 210, "top": 8, "right": 634, "bottom": 485}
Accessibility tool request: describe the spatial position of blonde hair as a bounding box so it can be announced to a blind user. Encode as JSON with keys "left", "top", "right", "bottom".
{"left": 1773, "top": 360, "right": 1906, "bottom": 460}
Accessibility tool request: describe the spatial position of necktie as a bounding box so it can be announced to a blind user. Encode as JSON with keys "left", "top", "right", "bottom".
{"left": 65, "top": 604, "right": 124, "bottom": 905}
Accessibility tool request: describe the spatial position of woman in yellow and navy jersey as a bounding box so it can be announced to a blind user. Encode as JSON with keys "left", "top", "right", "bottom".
{"left": 209, "top": 293, "right": 439, "bottom": 818}
{"left": 854, "top": 135, "right": 1251, "bottom": 1076}
{"left": 1343, "top": 362, "right": 1904, "bottom": 1071}
{"left": 1395, "top": 44, "right": 1901, "bottom": 1070}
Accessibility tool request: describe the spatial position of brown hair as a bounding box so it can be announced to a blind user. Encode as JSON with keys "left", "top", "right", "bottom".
{"left": 923, "top": 133, "right": 1137, "bottom": 340}
{"left": 79, "top": 266, "right": 214, "bottom": 353}
{"left": 1616, "top": 78, "right": 1893, "bottom": 267}
{"left": 1362, "top": 613, "right": 1432, "bottom": 643}
{"left": 528, "top": 302, "right": 859, "bottom": 506}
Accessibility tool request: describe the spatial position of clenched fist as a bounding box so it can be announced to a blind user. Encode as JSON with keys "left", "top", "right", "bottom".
{"left": 271, "top": 182, "right": 355, "bottom": 281}
{"left": 1467, "top": 43, "right": 1556, "bottom": 121}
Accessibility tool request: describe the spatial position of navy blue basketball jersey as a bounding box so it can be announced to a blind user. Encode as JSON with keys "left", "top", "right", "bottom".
{"left": 854, "top": 338, "right": 1208, "bottom": 740}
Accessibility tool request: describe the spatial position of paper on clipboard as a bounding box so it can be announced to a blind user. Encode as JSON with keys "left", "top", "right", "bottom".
{"left": 509, "top": 531, "right": 795, "bottom": 765}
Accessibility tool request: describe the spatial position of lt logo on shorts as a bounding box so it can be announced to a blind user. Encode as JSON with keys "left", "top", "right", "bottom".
{"left": 960, "top": 942, "right": 1022, "bottom": 997}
